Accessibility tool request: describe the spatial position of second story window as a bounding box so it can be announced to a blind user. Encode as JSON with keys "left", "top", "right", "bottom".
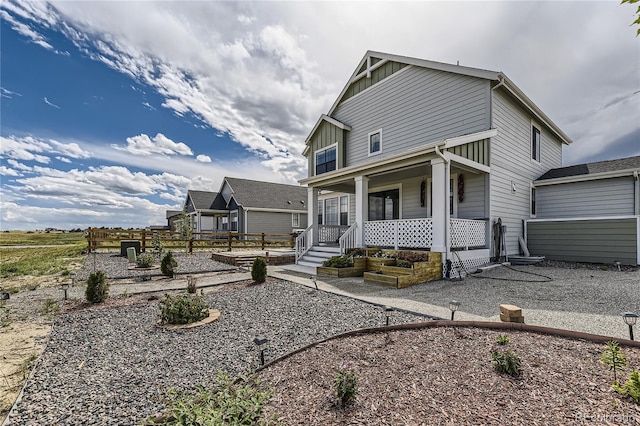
{"left": 315, "top": 145, "right": 336, "bottom": 175}
{"left": 368, "top": 130, "right": 382, "bottom": 156}
{"left": 532, "top": 125, "right": 541, "bottom": 162}
{"left": 530, "top": 187, "right": 536, "bottom": 216}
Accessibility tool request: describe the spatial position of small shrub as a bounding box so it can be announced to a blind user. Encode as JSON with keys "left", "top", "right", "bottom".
{"left": 143, "top": 373, "right": 276, "bottom": 425}
{"left": 333, "top": 361, "right": 358, "bottom": 407}
{"left": 396, "top": 251, "right": 429, "bottom": 262}
{"left": 600, "top": 341, "right": 628, "bottom": 384}
{"left": 491, "top": 347, "right": 521, "bottom": 377}
{"left": 159, "top": 293, "right": 209, "bottom": 325}
{"left": 322, "top": 254, "right": 352, "bottom": 268}
{"left": 136, "top": 253, "right": 155, "bottom": 268}
{"left": 41, "top": 299, "right": 60, "bottom": 316}
{"left": 396, "top": 260, "right": 413, "bottom": 268}
{"left": 151, "top": 232, "right": 164, "bottom": 259}
{"left": 161, "top": 251, "right": 177, "bottom": 277}
{"left": 614, "top": 370, "right": 640, "bottom": 403}
{"left": 85, "top": 271, "right": 109, "bottom": 303}
{"left": 496, "top": 334, "right": 510, "bottom": 346}
{"left": 251, "top": 257, "right": 267, "bottom": 283}
{"left": 186, "top": 276, "right": 197, "bottom": 294}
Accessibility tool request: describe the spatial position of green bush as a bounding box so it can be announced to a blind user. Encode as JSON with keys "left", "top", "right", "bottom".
{"left": 322, "top": 254, "right": 353, "bottom": 268}
{"left": 251, "top": 257, "right": 267, "bottom": 283}
{"left": 86, "top": 271, "right": 109, "bottom": 303}
{"left": 600, "top": 341, "right": 628, "bottom": 384}
{"left": 496, "top": 334, "right": 510, "bottom": 346}
{"left": 614, "top": 370, "right": 640, "bottom": 403}
{"left": 491, "top": 347, "right": 521, "bottom": 377}
{"left": 333, "top": 362, "right": 358, "bottom": 407}
{"left": 159, "top": 293, "right": 209, "bottom": 325}
{"left": 160, "top": 251, "right": 177, "bottom": 277}
{"left": 136, "top": 253, "right": 155, "bottom": 268}
{"left": 143, "top": 373, "right": 277, "bottom": 425}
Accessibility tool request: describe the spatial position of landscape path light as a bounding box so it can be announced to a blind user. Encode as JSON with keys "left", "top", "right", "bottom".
{"left": 384, "top": 306, "right": 394, "bottom": 326}
{"left": 61, "top": 282, "right": 70, "bottom": 300}
{"left": 449, "top": 300, "right": 461, "bottom": 321}
{"left": 310, "top": 275, "right": 318, "bottom": 291}
{"left": 70, "top": 272, "right": 76, "bottom": 287}
{"left": 253, "top": 335, "right": 269, "bottom": 366}
{"left": 621, "top": 312, "right": 638, "bottom": 341}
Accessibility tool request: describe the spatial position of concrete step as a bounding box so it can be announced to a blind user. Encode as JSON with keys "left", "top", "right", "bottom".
{"left": 297, "top": 260, "right": 321, "bottom": 268}
{"left": 301, "top": 254, "right": 330, "bottom": 263}
{"left": 311, "top": 246, "right": 341, "bottom": 254}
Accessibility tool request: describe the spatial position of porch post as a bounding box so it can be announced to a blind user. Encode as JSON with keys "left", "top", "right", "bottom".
{"left": 308, "top": 187, "right": 319, "bottom": 245}
{"left": 354, "top": 175, "right": 369, "bottom": 247}
{"left": 431, "top": 158, "right": 447, "bottom": 254}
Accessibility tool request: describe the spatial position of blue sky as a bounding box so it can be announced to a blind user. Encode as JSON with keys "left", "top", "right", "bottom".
{"left": 1, "top": 1, "right": 639, "bottom": 230}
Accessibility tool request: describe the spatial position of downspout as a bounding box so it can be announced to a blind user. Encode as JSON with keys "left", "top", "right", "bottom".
{"left": 634, "top": 170, "right": 639, "bottom": 216}
{"left": 434, "top": 144, "right": 451, "bottom": 268}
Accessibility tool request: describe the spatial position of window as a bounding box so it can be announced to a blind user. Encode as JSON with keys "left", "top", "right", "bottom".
{"left": 221, "top": 216, "right": 228, "bottom": 231}
{"left": 532, "top": 125, "right": 541, "bottom": 162}
{"left": 317, "top": 200, "right": 323, "bottom": 225}
{"left": 230, "top": 211, "right": 238, "bottom": 231}
{"left": 315, "top": 145, "right": 336, "bottom": 175}
{"left": 339, "top": 196, "right": 349, "bottom": 225}
{"left": 292, "top": 213, "right": 300, "bottom": 228}
{"left": 324, "top": 198, "right": 339, "bottom": 225}
{"left": 368, "top": 189, "right": 399, "bottom": 221}
{"left": 368, "top": 130, "right": 382, "bottom": 156}
{"left": 530, "top": 187, "right": 536, "bottom": 216}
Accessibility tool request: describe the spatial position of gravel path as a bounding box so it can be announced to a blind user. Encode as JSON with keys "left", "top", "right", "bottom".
{"left": 7, "top": 279, "right": 428, "bottom": 425}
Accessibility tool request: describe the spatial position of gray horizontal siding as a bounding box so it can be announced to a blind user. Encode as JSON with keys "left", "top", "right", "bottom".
{"left": 333, "top": 65, "right": 491, "bottom": 167}
{"left": 402, "top": 177, "right": 427, "bottom": 219}
{"left": 536, "top": 177, "right": 635, "bottom": 218}
{"left": 246, "top": 211, "right": 305, "bottom": 236}
{"left": 457, "top": 172, "right": 486, "bottom": 219}
{"left": 527, "top": 218, "right": 638, "bottom": 265}
{"left": 490, "top": 90, "right": 564, "bottom": 255}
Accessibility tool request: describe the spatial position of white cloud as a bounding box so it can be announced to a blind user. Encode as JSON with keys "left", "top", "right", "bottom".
{"left": 0, "top": 166, "right": 20, "bottom": 176}
{"left": 195, "top": 154, "right": 211, "bottom": 163}
{"left": 111, "top": 132, "right": 194, "bottom": 156}
{"left": 142, "top": 101, "right": 155, "bottom": 110}
{"left": 43, "top": 97, "right": 61, "bottom": 109}
{"left": 50, "top": 140, "right": 91, "bottom": 158}
{"left": 0, "top": 87, "right": 22, "bottom": 98}
{"left": 0, "top": 135, "right": 51, "bottom": 164}
{"left": 7, "top": 159, "right": 32, "bottom": 171}
{"left": 55, "top": 156, "right": 72, "bottom": 163}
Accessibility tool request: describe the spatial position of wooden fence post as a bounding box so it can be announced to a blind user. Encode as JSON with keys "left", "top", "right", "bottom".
{"left": 141, "top": 230, "right": 147, "bottom": 253}
{"left": 189, "top": 238, "right": 193, "bottom": 254}
{"left": 86, "top": 228, "right": 92, "bottom": 253}
{"left": 228, "top": 232, "right": 232, "bottom": 252}
{"left": 261, "top": 233, "right": 265, "bottom": 250}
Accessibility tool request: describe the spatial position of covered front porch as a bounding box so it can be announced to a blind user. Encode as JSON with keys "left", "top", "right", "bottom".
{"left": 297, "top": 130, "right": 494, "bottom": 278}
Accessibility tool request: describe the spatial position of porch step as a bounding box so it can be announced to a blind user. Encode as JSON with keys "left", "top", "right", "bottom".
{"left": 297, "top": 245, "right": 341, "bottom": 268}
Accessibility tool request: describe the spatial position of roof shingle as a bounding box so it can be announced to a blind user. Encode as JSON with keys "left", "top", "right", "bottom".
{"left": 537, "top": 155, "right": 640, "bottom": 181}
{"left": 224, "top": 177, "right": 306, "bottom": 210}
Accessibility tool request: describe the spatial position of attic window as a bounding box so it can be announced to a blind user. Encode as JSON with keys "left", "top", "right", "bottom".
{"left": 531, "top": 125, "right": 541, "bottom": 162}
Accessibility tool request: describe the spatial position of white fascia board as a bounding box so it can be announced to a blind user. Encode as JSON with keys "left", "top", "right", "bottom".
{"left": 534, "top": 169, "right": 639, "bottom": 186}
{"left": 243, "top": 207, "right": 307, "bottom": 213}
{"left": 302, "top": 115, "right": 351, "bottom": 156}
{"left": 300, "top": 128, "right": 494, "bottom": 186}
{"left": 194, "top": 209, "right": 228, "bottom": 214}
{"left": 499, "top": 74, "right": 572, "bottom": 145}
{"left": 445, "top": 152, "right": 491, "bottom": 174}
{"left": 443, "top": 128, "right": 498, "bottom": 149}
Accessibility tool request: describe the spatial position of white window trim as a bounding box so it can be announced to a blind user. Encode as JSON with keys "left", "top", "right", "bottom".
{"left": 530, "top": 184, "right": 537, "bottom": 218}
{"left": 531, "top": 121, "right": 541, "bottom": 164}
{"left": 427, "top": 175, "right": 458, "bottom": 218}
{"left": 314, "top": 142, "right": 338, "bottom": 175}
{"left": 367, "top": 129, "right": 383, "bottom": 157}
{"left": 292, "top": 213, "right": 300, "bottom": 227}
{"left": 368, "top": 183, "right": 403, "bottom": 220}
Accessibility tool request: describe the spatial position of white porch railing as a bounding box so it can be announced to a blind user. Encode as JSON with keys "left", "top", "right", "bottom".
{"left": 363, "top": 218, "right": 487, "bottom": 250}
{"left": 295, "top": 225, "right": 313, "bottom": 262}
{"left": 449, "top": 218, "right": 486, "bottom": 249}
{"left": 339, "top": 223, "right": 358, "bottom": 254}
{"left": 318, "top": 225, "right": 350, "bottom": 244}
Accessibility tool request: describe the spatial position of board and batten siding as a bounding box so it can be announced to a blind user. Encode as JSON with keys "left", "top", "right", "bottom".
{"left": 307, "top": 120, "right": 346, "bottom": 176}
{"left": 490, "top": 89, "right": 564, "bottom": 255}
{"left": 536, "top": 177, "right": 636, "bottom": 218}
{"left": 246, "top": 211, "right": 306, "bottom": 236}
{"left": 332, "top": 65, "right": 492, "bottom": 168}
{"left": 526, "top": 218, "right": 638, "bottom": 265}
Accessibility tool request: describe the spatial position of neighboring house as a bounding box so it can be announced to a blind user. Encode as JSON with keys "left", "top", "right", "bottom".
{"left": 183, "top": 178, "right": 308, "bottom": 236}
{"left": 526, "top": 156, "right": 640, "bottom": 265}
{"left": 165, "top": 210, "right": 183, "bottom": 231}
{"left": 296, "top": 50, "right": 572, "bottom": 276}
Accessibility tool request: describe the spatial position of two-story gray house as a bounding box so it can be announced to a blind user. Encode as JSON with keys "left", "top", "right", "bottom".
{"left": 296, "top": 51, "right": 572, "bottom": 276}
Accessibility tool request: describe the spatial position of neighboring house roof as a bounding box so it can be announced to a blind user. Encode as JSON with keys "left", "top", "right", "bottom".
{"left": 309, "top": 50, "right": 571, "bottom": 150}
{"left": 166, "top": 210, "right": 182, "bottom": 219}
{"left": 536, "top": 155, "right": 640, "bottom": 184}
{"left": 223, "top": 177, "right": 307, "bottom": 211}
{"left": 187, "top": 190, "right": 227, "bottom": 210}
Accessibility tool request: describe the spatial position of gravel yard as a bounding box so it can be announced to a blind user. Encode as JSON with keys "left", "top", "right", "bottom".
{"left": 7, "top": 279, "right": 428, "bottom": 425}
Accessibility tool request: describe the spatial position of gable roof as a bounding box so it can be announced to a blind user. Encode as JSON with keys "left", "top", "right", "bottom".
{"left": 187, "top": 190, "right": 227, "bottom": 210}
{"left": 536, "top": 155, "right": 640, "bottom": 183}
{"left": 166, "top": 210, "right": 182, "bottom": 219}
{"left": 319, "top": 50, "right": 571, "bottom": 146}
{"left": 223, "top": 177, "right": 307, "bottom": 211}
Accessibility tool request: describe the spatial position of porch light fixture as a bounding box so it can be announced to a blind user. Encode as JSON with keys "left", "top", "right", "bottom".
{"left": 384, "top": 306, "right": 394, "bottom": 326}
{"left": 61, "top": 282, "right": 70, "bottom": 300}
{"left": 253, "top": 335, "right": 269, "bottom": 366}
{"left": 621, "top": 312, "right": 638, "bottom": 341}
{"left": 449, "top": 300, "right": 461, "bottom": 321}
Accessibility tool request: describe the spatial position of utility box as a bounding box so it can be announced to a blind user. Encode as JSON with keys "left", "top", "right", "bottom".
{"left": 126, "top": 247, "right": 137, "bottom": 263}
{"left": 121, "top": 240, "right": 141, "bottom": 257}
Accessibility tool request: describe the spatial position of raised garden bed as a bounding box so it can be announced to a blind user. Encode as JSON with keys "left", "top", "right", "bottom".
{"left": 317, "top": 257, "right": 366, "bottom": 277}
{"left": 364, "top": 252, "right": 442, "bottom": 288}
